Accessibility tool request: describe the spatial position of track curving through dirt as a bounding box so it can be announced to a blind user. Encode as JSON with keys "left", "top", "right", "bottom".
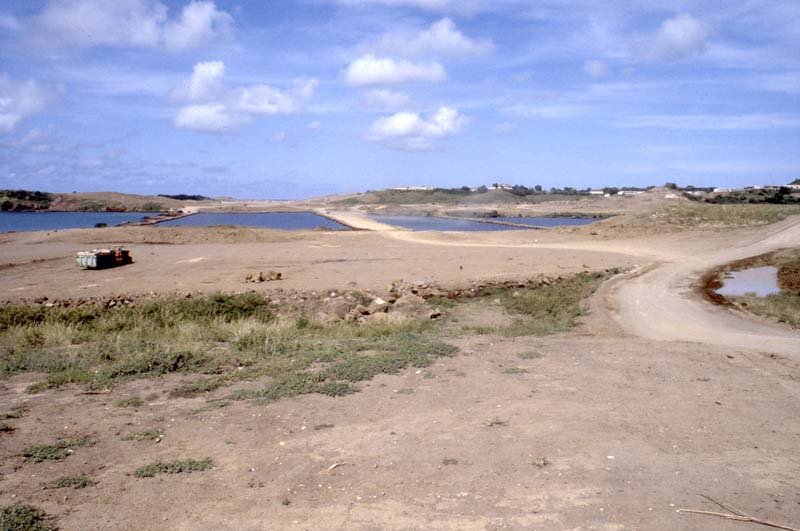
{"left": 604, "top": 216, "right": 800, "bottom": 357}
{"left": 334, "top": 210, "right": 800, "bottom": 357}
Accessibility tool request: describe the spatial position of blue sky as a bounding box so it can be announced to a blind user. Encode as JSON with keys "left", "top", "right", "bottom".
{"left": 1, "top": 0, "right": 799, "bottom": 199}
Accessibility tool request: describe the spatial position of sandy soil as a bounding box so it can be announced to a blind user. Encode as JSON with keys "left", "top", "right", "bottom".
{"left": 0, "top": 225, "right": 635, "bottom": 301}
{"left": 1, "top": 205, "right": 799, "bottom": 530}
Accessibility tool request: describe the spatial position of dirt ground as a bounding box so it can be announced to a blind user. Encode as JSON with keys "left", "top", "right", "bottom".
{"left": 1, "top": 203, "right": 799, "bottom": 530}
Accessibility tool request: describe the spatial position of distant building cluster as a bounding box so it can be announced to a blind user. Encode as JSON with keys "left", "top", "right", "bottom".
{"left": 387, "top": 180, "right": 800, "bottom": 197}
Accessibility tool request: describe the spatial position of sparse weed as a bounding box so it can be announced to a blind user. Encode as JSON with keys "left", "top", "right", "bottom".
{"left": 0, "top": 406, "right": 27, "bottom": 420}
{"left": 532, "top": 457, "right": 550, "bottom": 468}
{"left": 502, "top": 367, "right": 528, "bottom": 374}
{"left": 134, "top": 458, "right": 214, "bottom": 478}
{"left": 20, "top": 437, "right": 94, "bottom": 462}
{"left": 0, "top": 503, "right": 57, "bottom": 531}
{"left": 45, "top": 475, "right": 96, "bottom": 489}
{"left": 729, "top": 293, "right": 800, "bottom": 328}
{"left": 122, "top": 429, "right": 163, "bottom": 441}
{"left": 518, "top": 351, "right": 543, "bottom": 360}
{"left": 114, "top": 397, "right": 144, "bottom": 408}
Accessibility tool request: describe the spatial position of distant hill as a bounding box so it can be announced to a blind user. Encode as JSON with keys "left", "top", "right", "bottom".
{"left": 0, "top": 190, "right": 216, "bottom": 212}
{"left": 332, "top": 188, "right": 591, "bottom": 206}
{"left": 1, "top": 190, "right": 52, "bottom": 211}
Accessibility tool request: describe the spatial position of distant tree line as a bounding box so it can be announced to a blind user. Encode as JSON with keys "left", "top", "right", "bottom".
{"left": 1, "top": 189, "right": 52, "bottom": 211}
{"left": 158, "top": 194, "right": 211, "bottom": 201}
{"left": 704, "top": 187, "right": 800, "bottom": 205}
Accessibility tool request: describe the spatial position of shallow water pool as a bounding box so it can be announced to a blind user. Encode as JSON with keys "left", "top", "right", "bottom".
{"left": 157, "top": 212, "right": 351, "bottom": 231}
{"left": 716, "top": 266, "right": 780, "bottom": 297}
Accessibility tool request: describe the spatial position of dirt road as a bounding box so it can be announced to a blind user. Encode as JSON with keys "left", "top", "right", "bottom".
{"left": 342, "top": 213, "right": 800, "bottom": 357}
{"left": 604, "top": 216, "right": 800, "bottom": 357}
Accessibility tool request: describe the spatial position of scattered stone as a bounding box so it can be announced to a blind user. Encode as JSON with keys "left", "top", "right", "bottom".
{"left": 245, "top": 271, "right": 282, "bottom": 283}
{"left": 245, "top": 272, "right": 265, "bottom": 283}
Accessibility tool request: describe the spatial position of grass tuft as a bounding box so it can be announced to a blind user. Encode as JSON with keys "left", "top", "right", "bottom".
{"left": 20, "top": 437, "right": 94, "bottom": 462}
{"left": 0, "top": 503, "right": 57, "bottom": 531}
{"left": 134, "top": 458, "right": 214, "bottom": 478}
{"left": 729, "top": 293, "right": 800, "bottom": 328}
{"left": 113, "top": 397, "right": 144, "bottom": 408}
{"left": 45, "top": 475, "right": 96, "bottom": 490}
{"left": 122, "top": 429, "right": 163, "bottom": 442}
{"left": 0, "top": 406, "right": 27, "bottom": 420}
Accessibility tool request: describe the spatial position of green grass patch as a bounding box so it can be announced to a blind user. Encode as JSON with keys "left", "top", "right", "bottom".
{"left": 461, "top": 271, "right": 611, "bottom": 337}
{"left": 518, "top": 351, "right": 543, "bottom": 360}
{"left": 0, "top": 503, "right": 57, "bottom": 531}
{"left": 729, "top": 293, "right": 800, "bottom": 328}
{"left": 134, "top": 458, "right": 214, "bottom": 478}
{"left": 1, "top": 273, "right": 607, "bottom": 404}
{"left": 44, "top": 475, "right": 96, "bottom": 490}
{"left": 113, "top": 396, "right": 143, "bottom": 408}
{"left": 20, "top": 437, "right": 94, "bottom": 462}
{"left": 502, "top": 367, "right": 528, "bottom": 374}
{"left": 2, "top": 292, "right": 454, "bottom": 404}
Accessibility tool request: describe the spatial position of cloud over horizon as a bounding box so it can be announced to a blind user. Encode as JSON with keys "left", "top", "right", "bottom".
{"left": 0, "top": 75, "right": 59, "bottom": 133}
{"left": 366, "top": 106, "right": 467, "bottom": 150}
{"left": 344, "top": 55, "right": 447, "bottom": 85}
{"left": 24, "top": 0, "right": 232, "bottom": 51}
{"left": 172, "top": 61, "right": 318, "bottom": 133}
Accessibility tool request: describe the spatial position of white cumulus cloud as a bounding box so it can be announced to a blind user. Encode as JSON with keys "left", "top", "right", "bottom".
{"left": 0, "top": 75, "right": 58, "bottom": 134}
{"left": 238, "top": 79, "right": 318, "bottom": 115}
{"left": 374, "top": 18, "right": 493, "bottom": 57}
{"left": 345, "top": 55, "right": 446, "bottom": 85}
{"left": 173, "top": 103, "right": 240, "bottom": 133}
{"left": 171, "top": 60, "right": 225, "bottom": 101}
{"left": 27, "top": 0, "right": 231, "bottom": 51}
{"left": 162, "top": 1, "right": 233, "bottom": 51}
{"left": 636, "top": 13, "right": 708, "bottom": 61}
{"left": 172, "top": 62, "right": 318, "bottom": 133}
{"left": 366, "top": 106, "right": 467, "bottom": 150}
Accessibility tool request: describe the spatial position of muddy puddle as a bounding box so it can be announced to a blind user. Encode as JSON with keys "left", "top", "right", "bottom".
{"left": 716, "top": 266, "right": 780, "bottom": 297}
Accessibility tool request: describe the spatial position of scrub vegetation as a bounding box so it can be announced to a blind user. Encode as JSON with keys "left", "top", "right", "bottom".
{"left": 0, "top": 292, "right": 455, "bottom": 402}
{"left": 645, "top": 203, "right": 800, "bottom": 230}
{"left": 0, "top": 272, "right": 613, "bottom": 405}
{"left": 0, "top": 503, "right": 57, "bottom": 531}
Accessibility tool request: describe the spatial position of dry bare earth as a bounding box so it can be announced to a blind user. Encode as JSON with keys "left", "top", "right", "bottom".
{"left": 1, "top": 207, "right": 799, "bottom": 530}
